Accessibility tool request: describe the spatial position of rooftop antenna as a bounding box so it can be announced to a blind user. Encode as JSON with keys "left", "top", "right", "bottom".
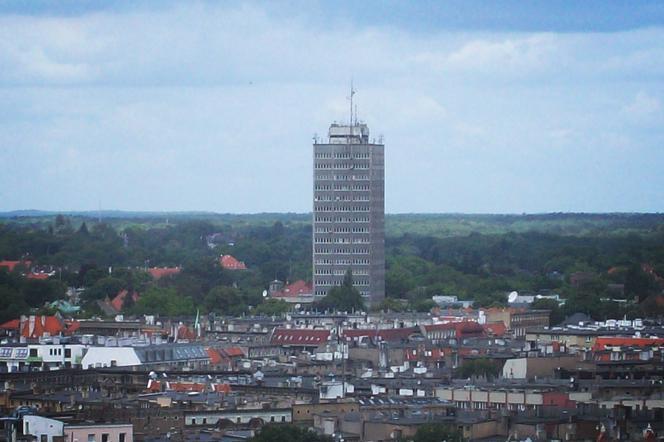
{"left": 348, "top": 79, "right": 355, "bottom": 128}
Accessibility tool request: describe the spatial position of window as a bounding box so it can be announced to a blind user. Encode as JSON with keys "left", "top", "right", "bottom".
{"left": 30, "top": 349, "right": 38, "bottom": 357}
{"left": 101, "top": 434, "right": 109, "bottom": 442}
{"left": 87, "top": 434, "right": 95, "bottom": 442}
{"left": 65, "top": 348, "right": 71, "bottom": 358}
{"left": 191, "top": 418, "right": 196, "bottom": 425}
{"left": 281, "top": 416, "right": 286, "bottom": 422}
{"left": 119, "top": 434, "right": 126, "bottom": 442}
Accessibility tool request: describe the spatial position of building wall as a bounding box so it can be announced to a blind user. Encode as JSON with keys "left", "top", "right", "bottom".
{"left": 64, "top": 424, "right": 133, "bottom": 442}
{"left": 293, "top": 401, "right": 358, "bottom": 424}
{"left": 313, "top": 123, "right": 385, "bottom": 306}
{"left": 81, "top": 347, "right": 141, "bottom": 369}
{"left": 23, "top": 415, "right": 65, "bottom": 442}
{"left": 184, "top": 409, "right": 291, "bottom": 426}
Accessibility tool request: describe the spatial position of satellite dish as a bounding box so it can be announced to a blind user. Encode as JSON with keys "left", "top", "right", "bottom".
{"left": 262, "top": 290, "right": 268, "bottom": 298}
{"left": 508, "top": 291, "right": 518, "bottom": 303}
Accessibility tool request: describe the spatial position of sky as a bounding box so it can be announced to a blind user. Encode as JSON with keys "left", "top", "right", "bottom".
{"left": 0, "top": 0, "right": 663, "bottom": 213}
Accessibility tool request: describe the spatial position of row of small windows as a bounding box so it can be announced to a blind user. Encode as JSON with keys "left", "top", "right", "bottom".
{"left": 315, "top": 216, "right": 370, "bottom": 223}
{"left": 315, "top": 152, "right": 371, "bottom": 159}
{"left": 191, "top": 416, "right": 286, "bottom": 425}
{"left": 315, "top": 163, "right": 370, "bottom": 170}
{"left": 315, "top": 194, "right": 370, "bottom": 202}
{"left": 316, "top": 174, "right": 370, "bottom": 181}
{"left": 315, "top": 205, "right": 370, "bottom": 212}
{"left": 315, "top": 184, "right": 371, "bottom": 191}
{"left": 314, "top": 289, "right": 369, "bottom": 296}
{"left": 315, "top": 279, "right": 370, "bottom": 286}
{"left": 315, "top": 237, "right": 370, "bottom": 244}
{"left": 315, "top": 258, "right": 371, "bottom": 265}
{"left": 315, "top": 269, "right": 369, "bottom": 276}
{"left": 315, "top": 227, "right": 369, "bottom": 233}
{"left": 315, "top": 248, "right": 369, "bottom": 254}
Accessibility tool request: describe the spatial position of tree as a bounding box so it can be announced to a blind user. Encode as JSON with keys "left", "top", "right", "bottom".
{"left": 249, "top": 425, "right": 333, "bottom": 442}
{"left": 204, "top": 286, "right": 247, "bottom": 316}
{"left": 375, "top": 297, "right": 407, "bottom": 312}
{"left": 84, "top": 277, "right": 125, "bottom": 301}
{"left": 254, "top": 298, "right": 290, "bottom": 316}
{"left": 0, "top": 284, "right": 29, "bottom": 323}
{"left": 412, "top": 423, "right": 464, "bottom": 442}
{"left": 132, "top": 287, "right": 194, "bottom": 316}
{"left": 22, "top": 279, "right": 65, "bottom": 306}
{"left": 531, "top": 298, "right": 563, "bottom": 325}
{"left": 316, "top": 269, "right": 365, "bottom": 312}
{"left": 455, "top": 358, "right": 499, "bottom": 380}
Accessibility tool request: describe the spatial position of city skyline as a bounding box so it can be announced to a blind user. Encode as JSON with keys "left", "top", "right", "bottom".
{"left": 1, "top": 1, "right": 663, "bottom": 213}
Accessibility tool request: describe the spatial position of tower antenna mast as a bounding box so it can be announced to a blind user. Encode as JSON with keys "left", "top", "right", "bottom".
{"left": 349, "top": 80, "right": 355, "bottom": 128}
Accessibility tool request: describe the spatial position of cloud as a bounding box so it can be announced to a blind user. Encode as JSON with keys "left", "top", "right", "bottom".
{"left": 623, "top": 91, "right": 662, "bottom": 120}
{"left": 0, "top": 3, "right": 663, "bottom": 212}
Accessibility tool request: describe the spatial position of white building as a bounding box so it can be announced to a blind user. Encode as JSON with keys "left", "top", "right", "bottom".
{"left": 23, "top": 416, "right": 64, "bottom": 442}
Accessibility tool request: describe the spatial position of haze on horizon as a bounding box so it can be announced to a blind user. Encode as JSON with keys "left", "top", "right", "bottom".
{"left": 1, "top": 1, "right": 663, "bottom": 214}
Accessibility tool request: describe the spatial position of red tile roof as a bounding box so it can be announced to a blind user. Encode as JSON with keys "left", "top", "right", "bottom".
{"left": 219, "top": 347, "right": 244, "bottom": 358}
{"left": 213, "top": 383, "right": 231, "bottom": 394}
{"left": 271, "top": 280, "right": 313, "bottom": 298}
{"left": 0, "top": 260, "right": 31, "bottom": 272}
{"left": 148, "top": 267, "right": 181, "bottom": 280}
{"left": 65, "top": 320, "right": 80, "bottom": 333}
{"left": 207, "top": 348, "right": 223, "bottom": 365}
{"left": 423, "top": 321, "right": 485, "bottom": 338}
{"left": 110, "top": 289, "right": 140, "bottom": 312}
{"left": 146, "top": 380, "right": 162, "bottom": 392}
{"left": 168, "top": 382, "right": 205, "bottom": 392}
{"left": 220, "top": 255, "right": 247, "bottom": 270}
{"left": 0, "top": 319, "right": 20, "bottom": 330}
{"left": 483, "top": 322, "right": 507, "bottom": 337}
{"left": 271, "top": 328, "right": 330, "bottom": 346}
{"left": 342, "top": 326, "right": 419, "bottom": 342}
{"left": 20, "top": 315, "right": 65, "bottom": 338}
{"left": 26, "top": 272, "right": 50, "bottom": 280}
{"left": 593, "top": 337, "right": 664, "bottom": 351}
{"left": 176, "top": 325, "right": 196, "bottom": 340}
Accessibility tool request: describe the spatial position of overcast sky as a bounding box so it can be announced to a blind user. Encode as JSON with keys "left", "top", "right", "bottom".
{"left": 1, "top": 0, "right": 663, "bottom": 213}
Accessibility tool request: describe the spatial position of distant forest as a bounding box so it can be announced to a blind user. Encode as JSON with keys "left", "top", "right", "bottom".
{"left": 1, "top": 212, "right": 663, "bottom": 322}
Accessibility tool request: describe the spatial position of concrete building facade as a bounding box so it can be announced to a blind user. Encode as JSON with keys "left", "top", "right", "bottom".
{"left": 313, "top": 122, "right": 385, "bottom": 306}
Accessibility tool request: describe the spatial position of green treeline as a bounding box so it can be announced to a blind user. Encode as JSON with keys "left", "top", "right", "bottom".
{"left": 1, "top": 213, "right": 663, "bottom": 322}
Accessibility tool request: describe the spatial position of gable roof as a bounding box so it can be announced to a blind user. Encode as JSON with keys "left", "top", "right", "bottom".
{"left": 20, "top": 315, "right": 65, "bottom": 338}
{"left": 110, "top": 289, "right": 140, "bottom": 312}
{"left": 271, "top": 280, "right": 313, "bottom": 298}
{"left": 220, "top": 255, "right": 247, "bottom": 270}
{"left": 148, "top": 267, "right": 181, "bottom": 280}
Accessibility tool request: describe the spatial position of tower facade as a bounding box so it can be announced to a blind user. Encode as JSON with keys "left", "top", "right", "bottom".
{"left": 313, "top": 122, "right": 385, "bottom": 307}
